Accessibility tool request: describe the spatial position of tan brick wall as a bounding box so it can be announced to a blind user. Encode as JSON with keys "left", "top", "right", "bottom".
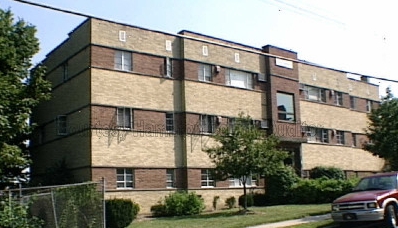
{"left": 105, "top": 188, "right": 263, "bottom": 214}
{"left": 299, "top": 64, "right": 379, "bottom": 100}
{"left": 300, "top": 101, "right": 368, "bottom": 133}
{"left": 91, "top": 68, "right": 181, "bottom": 111}
{"left": 91, "top": 131, "right": 181, "bottom": 167}
{"left": 184, "top": 81, "right": 262, "bottom": 118}
{"left": 31, "top": 132, "right": 91, "bottom": 176}
{"left": 186, "top": 135, "right": 218, "bottom": 167}
{"left": 183, "top": 39, "right": 265, "bottom": 73}
{"left": 43, "top": 20, "right": 91, "bottom": 70}
{"left": 34, "top": 70, "right": 91, "bottom": 125}
{"left": 301, "top": 143, "right": 385, "bottom": 171}
{"left": 90, "top": 19, "right": 181, "bottom": 58}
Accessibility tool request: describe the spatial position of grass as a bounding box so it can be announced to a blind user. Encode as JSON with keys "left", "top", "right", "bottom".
{"left": 129, "top": 204, "right": 330, "bottom": 228}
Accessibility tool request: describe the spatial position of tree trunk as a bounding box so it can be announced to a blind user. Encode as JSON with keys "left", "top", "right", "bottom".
{"left": 243, "top": 181, "right": 247, "bottom": 211}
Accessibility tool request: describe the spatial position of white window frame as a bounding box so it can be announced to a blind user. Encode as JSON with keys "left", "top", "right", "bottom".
{"left": 306, "top": 127, "right": 328, "bottom": 143}
{"left": 164, "top": 57, "right": 172, "bottom": 78}
{"left": 304, "top": 85, "right": 326, "bottom": 102}
{"left": 166, "top": 169, "right": 175, "bottom": 188}
{"left": 116, "top": 168, "right": 134, "bottom": 189}
{"left": 201, "top": 169, "right": 215, "bottom": 188}
{"left": 119, "top": 30, "right": 126, "bottom": 42}
{"left": 165, "top": 40, "right": 172, "bottom": 51}
{"left": 117, "top": 107, "right": 132, "bottom": 130}
{"left": 336, "top": 131, "right": 345, "bottom": 145}
{"left": 56, "top": 115, "right": 67, "bottom": 135}
{"left": 350, "top": 96, "right": 356, "bottom": 109}
{"left": 198, "top": 64, "right": 212, "bottom": 82}
{"left": 114, "top": 50, "right": 132, "bottom": 71}
{"left": 229, "top": 175, "right": 257, "bottom": 187}
{"left": 334, "top": 91, "right": 343, "bottom": 106}
{"left": 234, "top": 53, "right": 240, "bottom": 63}
{"left": 366, "top": 100, "right": 372, "bottom": 112}
{"left": 200, "top": 115, "right": 216, "bottom": 134}
{"left": 166, "top": 113, "right": 174, "bottom": 132}
{"left": 202, "top": 46, "right": 208, "bottom": 56}
{"left": 225, "top": 69, "right": 253, "bottom": 89}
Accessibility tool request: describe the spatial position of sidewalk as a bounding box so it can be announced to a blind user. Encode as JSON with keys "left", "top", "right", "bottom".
{"left": 247, "top": 214, "right": 331, "bottom": 228}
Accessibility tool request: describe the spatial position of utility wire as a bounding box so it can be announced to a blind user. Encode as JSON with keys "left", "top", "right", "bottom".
{"left": 12, "top": 0, "right": 398, "bottom": 85}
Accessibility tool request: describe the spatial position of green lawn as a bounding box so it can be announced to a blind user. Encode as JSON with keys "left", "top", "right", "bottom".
{"left": 129, "top": 204, "right": 330, "bottom": 228}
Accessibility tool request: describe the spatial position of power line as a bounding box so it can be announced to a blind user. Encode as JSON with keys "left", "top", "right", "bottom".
{"left": 12, "top": 0, "right": 397, "bottom": 85}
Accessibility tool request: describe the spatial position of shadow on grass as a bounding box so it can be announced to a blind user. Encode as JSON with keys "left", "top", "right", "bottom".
{"left": 151, "top": 209, "right": 253, "bottom": 221}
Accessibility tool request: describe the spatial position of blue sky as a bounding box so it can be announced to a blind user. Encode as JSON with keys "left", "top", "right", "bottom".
{"left": 2, "top": 0, "right": 397, "bottom": 96}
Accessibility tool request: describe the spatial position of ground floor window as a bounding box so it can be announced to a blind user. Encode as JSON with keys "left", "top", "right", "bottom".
{"left": 201, "top": 169, "right": 215, "bottom": 187}
{"left": 116, "top": 168, "right": 134, "bottom": 189}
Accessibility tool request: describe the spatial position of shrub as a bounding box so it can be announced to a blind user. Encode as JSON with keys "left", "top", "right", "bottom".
{"left": 238, "top": 194, "right": 254, "bottom": 208}
{"left": 212, "top": 196, "right": 220, "bottom": 210}
{"left": 225, "top": 196, "right": 236, "bottom": 209}
{"left": 105, "top": 199, "right": 140, "bottom": 228}
{"left": 0, "top": 199, "right": 43, "bottom": 228}
{"left": 309, "top": 166, "right": 345, "bottom": 180}
{"left": 150, "top": 191, "right": 205, "bottom": 217}
{"left": 253, "top": 193, "right": 267, "bottom": 206}
{"left": 264, "top": 166, "right": 300, "bottom": 205}
{"left": 291, "top": 178, "right": 358, "bottom": 204}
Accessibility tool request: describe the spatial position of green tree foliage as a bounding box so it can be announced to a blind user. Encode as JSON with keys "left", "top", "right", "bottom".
{"left": 364, "top": 90, "right": 398, "bottom": 170}
{"left": 204, "top": 113, "right": 288, "bottom": 210}
{"left": 106, "top": 199, "right": 140, "bottom": 228}
{"left": 309, "top": 166, "right": 345, "bottom": 180}
{"left": 264, "top": 166, "right": 300, "bottom": 205}
{"left": 0, "top": 197, "right": 43, "bottom": 228}
{"left": 0, "top": 9, "right": 51, "bottom": 184}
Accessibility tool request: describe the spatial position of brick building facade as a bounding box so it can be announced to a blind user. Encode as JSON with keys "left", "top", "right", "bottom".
{"left": 30, "top": 18, "right": 384, "bottom": 213}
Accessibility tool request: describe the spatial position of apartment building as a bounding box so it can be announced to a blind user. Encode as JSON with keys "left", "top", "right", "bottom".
{"left": 30, "top": 17, "right": 384, "bottom": 212}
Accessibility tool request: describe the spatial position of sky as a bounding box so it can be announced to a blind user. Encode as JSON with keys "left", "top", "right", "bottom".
{"left": 2, "top": 0, "right": 398, "bottom": 97}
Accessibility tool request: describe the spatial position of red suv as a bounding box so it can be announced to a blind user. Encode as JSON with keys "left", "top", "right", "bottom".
{"left": 331, "top": 172, "right": 398, "bottom": 227}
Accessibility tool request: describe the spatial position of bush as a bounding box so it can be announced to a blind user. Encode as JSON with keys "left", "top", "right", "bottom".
{"left": 309, "top": 166, "right": 345, "bottom": 180}
{"left": 253, "top": 193, "right": 267, "bottom": 206}
{"left": 265, "top": 166, "right": 300, "bottom": 205}
{"left": 291, "top": 178, "right": 358, "bottom": 204}
{"left": 238, "top": 194, "right": 254, "bottom": 208}
{"left": 106, "top": 199, "right": 140, "bottom": 228}
{"left": 150, "top": 191, "right": 205, "bottom": 217}
{"left": 0, "top": 199, "right": 43, "bottom": 228}
{"left": 225, "top": 196, "right": 236, "bottom": 209}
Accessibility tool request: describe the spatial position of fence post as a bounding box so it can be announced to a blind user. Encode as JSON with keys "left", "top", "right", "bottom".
{"left": 51, "top": 188, "right": 59, "bottom": 228}
{"left": 102, "top": 177, "right": 106, "bottom": 228}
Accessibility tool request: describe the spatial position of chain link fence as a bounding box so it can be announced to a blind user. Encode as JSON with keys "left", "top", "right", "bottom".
{"left": 1, "top": 181, "right": 105, "bottom": 228}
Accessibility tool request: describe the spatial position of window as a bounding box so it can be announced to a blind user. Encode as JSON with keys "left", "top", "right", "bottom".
{"left": 334, "top": 91, "right": 343, "bottom": 106}
{"left": 277, "top": 92, "right": 295, "bottom": 121}
{"left": 352, "top": 133, "right": 357, "bottom": 147}
{"left": 166, "top": 169, "right": 175, "bottom": 188}
{"left": 56, "top": 115, "right": 67, "bottom": 135}
{"left": 305, "top": 127, "right": 328, "bottom": 143}
{"left": 304, "top": 85, "right": 326, "bottom": 102}
{"left": 63, "top": 62, "right": 68, "bottom": 82}
{"left": 336, "top": 131, "right": 345, "bottom": 145}
{"left": 200, "top": 115, "right": 215, "bottom": 134}
{"left": 234, "top": 53, "right": 240, "bottom": 63}
{"left": 229, "top": 175, "right": 257, "bottom": 187}
{"left": 117, "top": 108, "right": 132, "bottom": 129}
{"left": 114, "top": 50, "right": 132, "bottom": 71}
{"left": 225, "top": 69, "right": 253, "bottom": 89}
{"left": 201, "top": 169, "right": 215, "bottom": 187}
{"left": 366, "top": 100, "right": 372, "bottom": 112}
{"left": 350, "top": 96, "right": 356, "bottom": 109}
{"left": 116, "top": 168, "right": 134, "bottom": 189}
{"left": 119, "top": 30, "right": 126, "bottom": 42}
{"left": 164, "top": 57, "right": 172, "bottom": 78}
{"left": 166, "top": 113, "right": 174, "bottom": 132}
{"left": 165, "top": 40, "right": 172, "bottom": 51}
{"left": 228, "top": 118, "right": 236, "bottom": 133}
{"left": 198, "top": 64, "right": 212, "bottom": 82}
{"left": 202, "top": 46, "right": 208, "bottom": 56}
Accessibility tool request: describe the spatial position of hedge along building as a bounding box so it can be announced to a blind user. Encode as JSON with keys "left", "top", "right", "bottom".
{"left": 30, "top": 17, "right": 384, "bottom": 213}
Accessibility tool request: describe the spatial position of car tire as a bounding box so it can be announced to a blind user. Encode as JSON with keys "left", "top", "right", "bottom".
{"left": 385, "top": 204, "right": 398, "bottom": 228}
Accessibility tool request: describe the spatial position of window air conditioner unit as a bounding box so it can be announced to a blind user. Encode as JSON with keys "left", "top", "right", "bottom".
{"left": 299, "top": 83, "right": 306, "bottom": 90}
{"left": 330, "top": 90, "right": 335, "bottom": 96}
{"left": 214, "top": 65, "right": 221, "bottom": 73}
{"left": 260, "top": 120, "right": 268, "bottom": 129}
{"left": 257, "top": 73, "right": 266, "bottom": 82}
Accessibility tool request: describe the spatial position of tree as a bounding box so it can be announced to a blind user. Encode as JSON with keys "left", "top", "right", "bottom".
{"left": 0, "top": 9, "right": 51, "bottom": 185}
{"left": 364, "top": 89, "right": 398, "bottom": 170}
{"left": 204, "top": 113, "right": 288, "bottom": 211}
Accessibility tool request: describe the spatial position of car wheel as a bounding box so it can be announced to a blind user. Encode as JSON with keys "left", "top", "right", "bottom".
{"left": 385, "top": 204, "right": 398, "bottom": 228}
